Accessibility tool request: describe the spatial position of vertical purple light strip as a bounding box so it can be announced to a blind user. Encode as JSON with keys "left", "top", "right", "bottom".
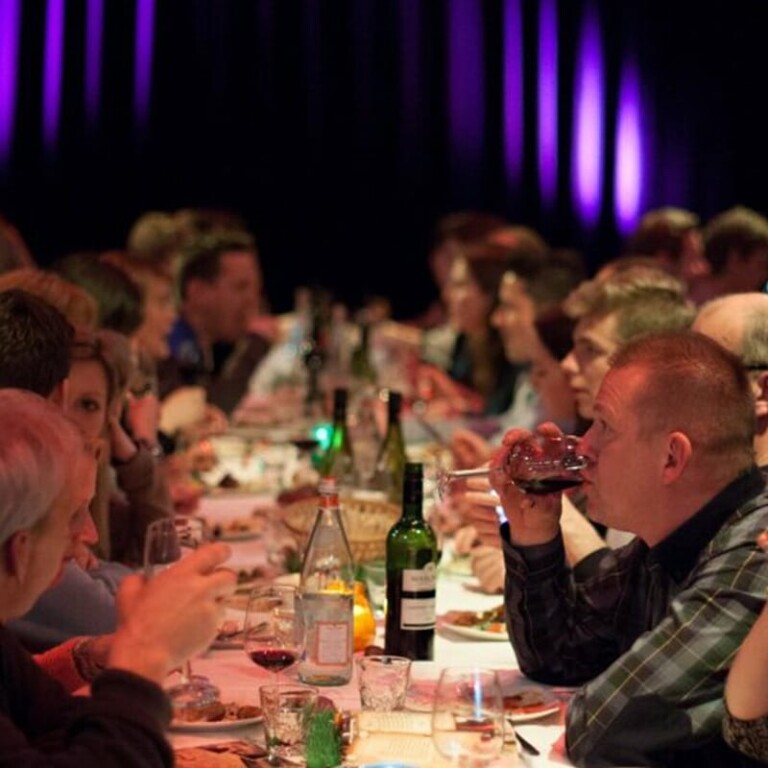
{"left": 84, "top": 0, "right": 103, "bottom": 129}
{"left": 133, "top": 0, "right": 155, "bottom": 135}
{"left": 572, "top": 5, "right": 604, "bottom": 228}
{"left": 447, "top": 0, "right": 485, "bottom": 180}
{"left": 502, "top": 0, "right": 523, "bottom": 187}
{"left": 43, "top": 0, "right": 65, "bottom": 153}
{"left": 537, "top": 0, "right": 558, "bottom": 206}
{"left": 614, "top": 57, "right": 643, "bottom": 235}
{"left": 0, "top": 0, "right": 21, "bottom": 169}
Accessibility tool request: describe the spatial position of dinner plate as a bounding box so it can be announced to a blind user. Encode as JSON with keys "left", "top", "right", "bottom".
{"left": 169, "top": 714, "right": 263, "bottom": 732}
{"left": 441, "top": 622, "right": 509, "bottom": 642}
{"left": 212, "top": 521, "right": 264, "bottom": 542}
{"left": 504, "top": 687, "right": 560, "bottom": 722}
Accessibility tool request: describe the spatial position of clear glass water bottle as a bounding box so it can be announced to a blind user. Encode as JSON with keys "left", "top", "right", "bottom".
{"left": 298, "top": 477, "right": 355, "bottom": 685}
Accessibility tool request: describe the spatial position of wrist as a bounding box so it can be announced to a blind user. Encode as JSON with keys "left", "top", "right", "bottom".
{"left": 108, "top": 634, "right": 171, "bottom": 684}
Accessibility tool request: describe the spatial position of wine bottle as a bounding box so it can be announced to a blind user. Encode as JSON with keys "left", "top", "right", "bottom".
{"left": 350, "top": 322, "right": 377, "bottom": 385}
{"left": 384, "top": 462, "right": 438, "bottom": 660}
{"left": 298, "top": 477, "right": 355, "bottom": 686}
{"left": 371, "top": 389, "right": 406, "bottom": 503}
{"left": 320, "top": 388, "right": 357, "bottom": 488}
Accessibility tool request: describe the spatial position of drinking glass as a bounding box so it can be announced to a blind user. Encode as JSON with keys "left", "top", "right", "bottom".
{"left": 243, "top": 585, "right": 302, "bottom": 679}
{"left": 259, "top": 683, "right": 318, "bottom": 765}
{"left": 435, "top": 433, "right": 589, "bottom": 500}
{"left": 143, "top": 517, "right": 219, "bottom": 713}
{"left": 432, "top": 667, "right": 505, "bottom": 767}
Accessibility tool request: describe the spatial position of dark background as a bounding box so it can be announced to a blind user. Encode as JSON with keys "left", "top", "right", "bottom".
{"left": 1, "top": 1, "right": 767, "bottom": 317}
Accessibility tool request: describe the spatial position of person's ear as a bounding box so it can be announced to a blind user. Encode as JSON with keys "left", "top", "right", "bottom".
{"left": 662, "top": 431, "right": 692, "bottom": 484}
{"left": 49, "top": 378, "right": 69, "bottom": 409}
{"left": 753, "top": 372, "right": 768, "bottom": 421}
{"left": 4, "top": 529, "right": 32, "bottom": 584}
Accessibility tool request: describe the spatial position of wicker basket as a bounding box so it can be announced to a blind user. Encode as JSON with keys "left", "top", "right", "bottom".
{"left": 281, "top": 493, "right": 400, "bottom": 564}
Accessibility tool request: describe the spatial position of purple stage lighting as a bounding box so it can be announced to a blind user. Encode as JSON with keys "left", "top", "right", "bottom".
{"left": 502, "top": 0, "right": 523, "bottom": 186}
{"left": 85, "top": 0, "right": 103, "bottom": 128}
{"left": 537, "top": 0, "right": 558, "bottom": 206}
{"left": 572, "top": 4, "right": 604, "bottom": 228}
{"left": 0, "top": 0, "right": 21, "bottom": 169}
{"left": 43, "top": 0, "right": 65, "bottom": 153}
{"left": 447, "top": 0, "right": 485, "bottom": 178}
{"left": 134, "top": 0, "right": 155, "bottom": 134}
{"left": 614, "top": 58, "right": 644, "bottom": 235}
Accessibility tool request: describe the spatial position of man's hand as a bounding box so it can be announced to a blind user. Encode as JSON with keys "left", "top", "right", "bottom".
{"left": 490, "top": 425, "right": 563, "bottom": 547}
{"left": 470, "top": 546, "right": 505, "bottom": 594}
{"left": 108, "top": 542, "right": 236, "bottom": 683}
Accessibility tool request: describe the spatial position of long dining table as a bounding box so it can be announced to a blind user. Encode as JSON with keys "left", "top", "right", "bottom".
{"left": 169, "top": 489, "right": 574, "bottom": 766}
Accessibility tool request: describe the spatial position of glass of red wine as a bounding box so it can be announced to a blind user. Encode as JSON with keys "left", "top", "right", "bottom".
{"left": 435, "top": 433, "right": 590, "bottom": 499}
{"left": 243, "top": 585, "right": 302, "bottom": 680}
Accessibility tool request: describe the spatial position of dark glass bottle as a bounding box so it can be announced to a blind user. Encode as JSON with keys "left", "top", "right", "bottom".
{"left": 384, "top": 462, "right": 438, "bottom": 661}
{"left": 371, "top": 390, "right": 406, "bottom": 503}
{"left": 302, "top": 293, "right": 328, "bottom": 418}
{"left": 320, "top": 388, "right": 357, "bottom": 487}
{"left": 350, "top": 322, "right": 377, "bottom": 386}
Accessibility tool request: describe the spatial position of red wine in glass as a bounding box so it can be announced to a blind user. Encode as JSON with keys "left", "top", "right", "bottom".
{"left": 244, "top": 586, "right": 301, "bottom": 679}
{"left": 248, "top": 648, "right": 299, "bottom": 674}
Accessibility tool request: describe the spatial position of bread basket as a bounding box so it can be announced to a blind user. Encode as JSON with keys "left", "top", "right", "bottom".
{"left": 281, "top": 492, "right": 400, "bottom": 563}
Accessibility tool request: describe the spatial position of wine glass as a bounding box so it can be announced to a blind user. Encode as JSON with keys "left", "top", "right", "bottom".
{"left": 143, "top": 517, "right": 220, "bottom": 712}
{"left": 433, "top": 433, "right": 590, "bottom": 500}
{"left": 243, "top": 585, "right": 302, "bottom": 680}
{"left": 432, "top": 667, "right": 505, "bottom": 767}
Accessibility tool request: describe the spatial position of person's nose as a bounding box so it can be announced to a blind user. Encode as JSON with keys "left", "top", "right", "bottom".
{"left": 79, "top": 509, "right": 99, "bottom": 546}
{"left": 560, "top": 349, "right": 577, "bottom": 377}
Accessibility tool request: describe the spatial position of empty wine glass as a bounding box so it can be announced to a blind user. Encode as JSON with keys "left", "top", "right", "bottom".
{"left": 434, "top": 433, "right": 590, "bottom": 500}
{"left": 243, "top": 585, "right": 302, "bottom": 680}
{"left": 432, "top": 667, "right": 505, "bottom": 767}
{"left": 143, "top": 517, "right": 220, "bottom": 713}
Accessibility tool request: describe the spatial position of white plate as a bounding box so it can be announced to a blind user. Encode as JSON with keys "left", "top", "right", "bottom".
{"left": 504, "top": 687, "right": 560, "bottom": 722}
{"left": 169, "top": 714, "right": 263, "bottom": 732}
{"left": 213, "top": 524, "right": 263, "bottom": 542}
{"left": 507, "top": 702, "right": 560, "bottom": 723}
{"left": 441, "top": 622, "right": 509, "bottom": 642}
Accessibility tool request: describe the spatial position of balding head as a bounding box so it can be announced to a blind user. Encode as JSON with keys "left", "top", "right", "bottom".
{"left": 693, "top": 293, "right": 768, "bottom": 368}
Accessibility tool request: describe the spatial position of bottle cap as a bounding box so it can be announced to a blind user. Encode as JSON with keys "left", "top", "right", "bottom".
{"left": 319, "top": 476, "right": 338, "bottom": 495}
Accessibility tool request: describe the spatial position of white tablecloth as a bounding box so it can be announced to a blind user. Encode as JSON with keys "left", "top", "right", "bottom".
{"left": 175, "top": 494, "right": 572, "bottom": 766}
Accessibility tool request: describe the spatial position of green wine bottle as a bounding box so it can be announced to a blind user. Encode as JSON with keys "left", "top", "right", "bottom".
{"left": 384, "top": 462, "right": 438, "bottom": 661}
{"left": 350, "top": 322, "right": 377, "bottom": 385}
{"left": 320, "top": 388, "right": 357, "bottom": 488}
{"left": 371, "top": 390, "right": 406, "bottom": 503}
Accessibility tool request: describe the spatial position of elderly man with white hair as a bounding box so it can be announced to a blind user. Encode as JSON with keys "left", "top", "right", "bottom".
{"left": 0, "top": 389, "right": 235, "bottom": 766}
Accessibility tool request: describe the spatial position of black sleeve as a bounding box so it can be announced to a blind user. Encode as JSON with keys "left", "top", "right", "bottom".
{"left": 0, "top": 628, "right": 172, "bottom": 767}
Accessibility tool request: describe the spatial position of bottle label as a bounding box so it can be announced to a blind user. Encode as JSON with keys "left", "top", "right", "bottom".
{"left": 400, "top": 596, "right": 436, "bottom": 630}
{"left": 313, "top": 621, "right": 351, "bottom": 665}
{"left": 400, "top": 563, "right": 436, "bottom": 630}
{"left": 402, "top": 563, "right": 436, "bottom": 592}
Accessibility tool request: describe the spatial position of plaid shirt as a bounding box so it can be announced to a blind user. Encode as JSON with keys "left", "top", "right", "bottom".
{"left": 501, "top": 467, "right": 768, "bottom": 767}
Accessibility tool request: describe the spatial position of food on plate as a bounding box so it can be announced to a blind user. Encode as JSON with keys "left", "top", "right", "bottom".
{"left": 446, "top": 604, "right": 505, "bottom": 633}
{"left": 175, "top": 748, "right": 245, "bottom": 767}
{"left": 235, "top": 566, "right": 265, "bottom": 586}
{"left": 502, "top": 688, "right": 557, "bottom": 715}
{"left": 175, "top": 740, "right": 266, "bottom": 767}
{"left": 212, "top": 517, "right": 265, "bottom": 540}
{"left": 215, "top": 620, "right": 243, "bottom": 643}
{"left": 172, "top": 699, "right": 262, "bottom": 724}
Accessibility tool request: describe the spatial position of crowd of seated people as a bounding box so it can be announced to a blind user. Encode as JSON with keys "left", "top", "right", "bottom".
{"left": 4, "top": 200, "right": 768, "bottom": 765}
